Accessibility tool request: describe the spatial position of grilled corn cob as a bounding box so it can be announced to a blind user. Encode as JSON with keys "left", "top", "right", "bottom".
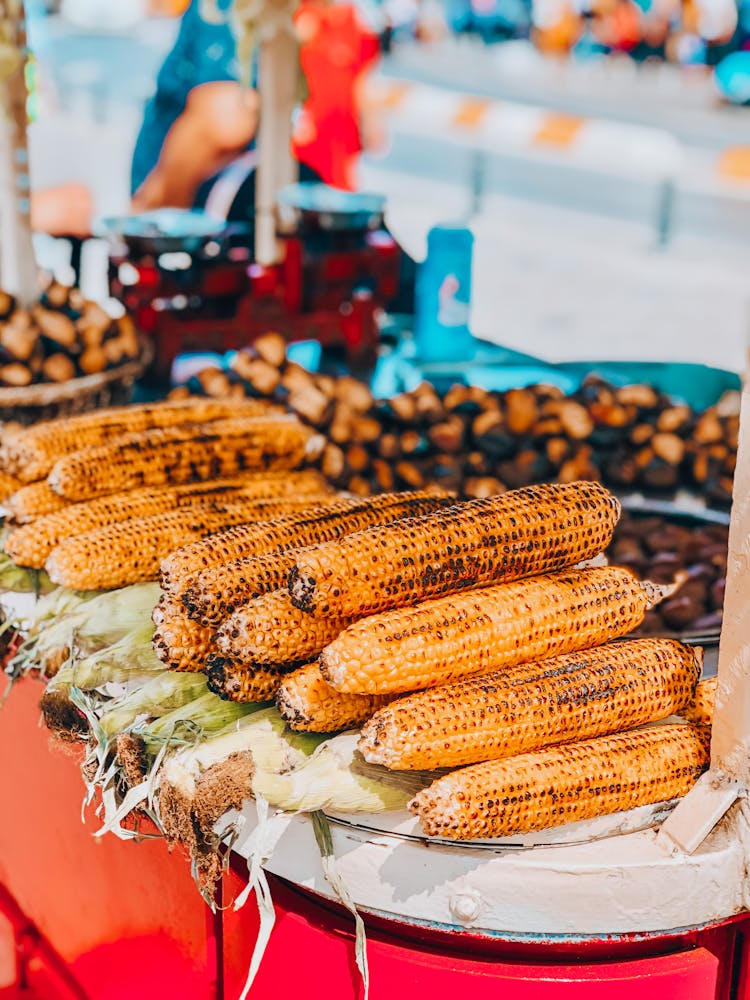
{"left": 0, "top": 471, "right": 22, "bottom": 503}
{"left": 164, "top": 490, "right": 454, "bottom": 599}
{"left": 206, "top": 655, "right": 288, "bottom": 702}
{"left": 47, "top": 416, "right": 316, "bottom": 501}
{"left": 289, "top": 481, "right": 621, "bottom": 618}
{"left": 161, "top": 498, "right": 359, "bottom": 595}
{"left": 153, "top": 595, "right": 213, "bottom": 672}
{"left": 321, "top": 566, "right": 674, "bottom": 695}
{"left": 5, "top": 481, "right": 69, "bottom": 522}
{"left": 4, "top": 470, "right": 330, "bottom": 569}
{"left": 680, "top": 676, "right": 716, "bottom": 726}
{"left": 45, "top": 496, "right": 329, "bottom": 591}
{"left": 189, "top": 551, "right": 300, "bottom": 619}
{"left": 216, "top": 590, "right": 355, "bottom": 667}
{"left": 1, "top": 397, "right": 276, "bottom": 481}
{"left": 409, "top": 723, "right": 711, "bottom": 840}
{"left": 360, "top": 638, "right": 701, "bottom": 769}
{"left": 277, "top": 662, "right": 395, "bottom": 732}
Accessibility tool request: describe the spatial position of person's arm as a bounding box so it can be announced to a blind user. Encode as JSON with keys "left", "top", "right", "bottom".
{"left": 131, "top": 81, "right": 259, "bottom": 211}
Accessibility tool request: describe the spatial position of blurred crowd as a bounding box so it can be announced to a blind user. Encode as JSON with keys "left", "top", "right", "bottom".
{"left": 442, "top": 0, "right": 747, "bottom": 66}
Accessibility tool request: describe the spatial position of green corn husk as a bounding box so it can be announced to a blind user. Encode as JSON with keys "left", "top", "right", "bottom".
{"left": 51, "top": 621, "right": 163, "bottom": 691}
{"left": 253, "top": 732, "right": 435, "bottom": 814}
{"left": 12, "top": 583, "right": 160, "bottom": 676}
{"left": 158, "top": 708, "right": 320, "bottom": 857}
{"left": 138, "top": 692, "right": 268, "bottom": 756}
{"left": 28, "top": 587, "right": 97, "bottom": 625}
{"left": 99, "top": 672, "right": 210, "bottom": 742}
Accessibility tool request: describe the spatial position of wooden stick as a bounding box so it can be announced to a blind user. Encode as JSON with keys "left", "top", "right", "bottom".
{"left": 255, "top": 18, "right": 298, "bottom": 266}
{"left": 656, "top": 369, "right": 750, "bottom": 854}
{"left": 0, "top": 0, "right": 37, "bottom": 302}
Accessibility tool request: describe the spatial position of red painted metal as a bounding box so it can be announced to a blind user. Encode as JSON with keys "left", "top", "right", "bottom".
{"left": 0, "top": 679, "right": 218, "bottom": 1000}
{"left": 1, "top": 675, "right": 749, "bottom": 1000}
{"left": 221, "top": 868, "right": 730, "bottom": 1000}
{"left": 108, "top": 224, "right": 400, "bottom": 381}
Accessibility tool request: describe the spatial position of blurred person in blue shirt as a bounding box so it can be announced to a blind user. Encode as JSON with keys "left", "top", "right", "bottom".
{"left": 130, "top": 0, "right": 262, "bottom": 215}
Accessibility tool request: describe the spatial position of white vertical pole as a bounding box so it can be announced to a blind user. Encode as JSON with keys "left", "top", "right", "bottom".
{"left": 254, "top": 11, "right": 299, "bottom": 266}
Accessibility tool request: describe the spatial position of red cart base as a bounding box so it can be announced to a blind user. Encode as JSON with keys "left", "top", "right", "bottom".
{"left": 1, "top": 678, "right": 749, "bottom": 1000}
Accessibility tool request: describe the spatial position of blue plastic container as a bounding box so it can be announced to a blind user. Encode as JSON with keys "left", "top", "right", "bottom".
{"left": 414, "top": 224, "right": 475, "bottom": 362}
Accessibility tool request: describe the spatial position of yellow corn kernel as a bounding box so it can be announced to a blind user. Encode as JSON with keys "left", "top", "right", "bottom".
{"left": 205, "top": 654, "right": 287, "bottom": 702}
{"left": 216, "top": 590, "right": 355, "bottom": 667}
{"left": 1, "top": 397, "right": 276, "bottom": 481}
{"left": 4, "top": 470, "right": 329, "bottom": 569}
{"left": 0, "top": 471, "right": 22, "bottom": 503}
{"left": 163, "top": 490, "right": 454, "bottom": 598}
{"left": 152, "top": 595, "right": 213, "bottom": 673}
{"left": 45, "top": 496, "right": 325, "bottom": 591}
{"left": 289, "top": 481, "right": 621, "bottom": 618}
{"left": 360, "top": 638, "right": 701, "bottom": 769}
{"left": 321, "top": 566, "right": 674, "bottom": 695}
{"left": 409, "top": 723, "right": 711, "bottom": 841}
{"left": 47, "top": 415, "right": 316, "bottom": 501}
{"left": 5, "top": 481, "right": 69, "bottom": 523}
{"left": 277, "top": 662, "right": 394, "bottom": 732}
{"left": 680, "top": 675, "right": 716, "bottom": 727}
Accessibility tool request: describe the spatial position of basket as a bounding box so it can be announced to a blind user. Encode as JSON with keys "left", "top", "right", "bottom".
{"left": 0, "top": 353, "right": 150, "bottom": 427}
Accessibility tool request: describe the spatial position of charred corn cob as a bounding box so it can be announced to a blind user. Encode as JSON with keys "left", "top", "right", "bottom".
{"left": 0, "top": 471, "right": 22, "bottom": 503}
{"left": 188, "top": 551, "right": 300, "bottom": 619}
{"left": 289, "top": 482, "right": 621, "bottom": 618}
{"left": 45, "top": 496, "right": 329, "bottom": 591}
{"left": 321, "top": 566, "right": 675, "bottom": 695}
{"left": 206, "top": 655, "right": 288, "bottom": 702}
{"left": 161, "top": 497, "right": 360, "bottom": 595}
{"left": 680, "top": 676, "right": 716, "bottom": 726}
{"left": 4, "top": 470, "right": 330, "bottom": 569}
{"left": 5, "top": 481, "right": 69, "bottom": 522}
{"left": 153, "top": 595, "right": 213, "bottom": 672}
{"left": 277, "top": 662, "right": 395, "bottom": 732}
{"left": 360, "top": 638, "right": 701, "bottom": 769}
{"left": 1, "top": 397, "right": 276, "bottom": 481}
{"left": 216, "top": 590, "right": 355, "bottom": 667}
{"left": 164, "top": 490, "right": 454, "bottom": 599}
{"left": 47, "top": 416, "right": 316, "bottom": 501}
{"left": 409, "top": 723, "right": 711, "bottom": 840}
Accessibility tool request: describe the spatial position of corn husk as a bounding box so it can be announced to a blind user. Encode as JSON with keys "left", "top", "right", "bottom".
{"left": 51, "top": 621, "right": 163, "bottom": 691}
{"left": 99, "top": 671, "right": 209, "bottom": 741}
{"left": 254, "top": 732, "right": 434, "bottom": 814}
{"left": 158, "top": 709, "right": 321, "bottom": 884}
{"left": 15, "top": 582, "right": 160, "bottom": 674}
{"left": 138, "top": 692, "right": 268, "bottom": 755}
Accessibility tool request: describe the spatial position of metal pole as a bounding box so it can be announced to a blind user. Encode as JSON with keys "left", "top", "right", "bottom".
{"left": 656, "top": 177, "right": 675, "bottom": 250}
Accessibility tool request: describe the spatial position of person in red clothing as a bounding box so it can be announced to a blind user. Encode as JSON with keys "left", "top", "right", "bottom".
{"left": 293, "top": 0, "right": 381, "bottom": 190}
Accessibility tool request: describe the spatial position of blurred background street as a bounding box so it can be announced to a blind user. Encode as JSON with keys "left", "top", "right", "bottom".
{"left": 24, "top": 4, "right": 750, "bottom": 371}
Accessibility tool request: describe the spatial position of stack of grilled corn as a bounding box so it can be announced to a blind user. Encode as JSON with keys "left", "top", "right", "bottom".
{"left": 0, "top": 398, "right": 343, "bottom": 591}
{"left": 150, "top": 476, "right": 712, "bottom": 841}
{"left": 3, "top": 404, "right": 713, "bottom": 845}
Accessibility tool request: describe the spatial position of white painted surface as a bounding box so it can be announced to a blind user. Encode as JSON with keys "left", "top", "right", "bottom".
{"left": 232, "top": 798, "right": 749, "bottom": 935}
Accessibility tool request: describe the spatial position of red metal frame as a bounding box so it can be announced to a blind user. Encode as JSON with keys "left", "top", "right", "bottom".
{"left": 2, "top": 676, "right": 750, "bottom": 1000}
{"left": 109, "top": 228, "right": 401, "bottom": 381}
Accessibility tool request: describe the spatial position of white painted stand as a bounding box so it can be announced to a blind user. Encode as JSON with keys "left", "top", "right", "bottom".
{"left": 232, "top": 798, "right": 750, "bottom": 936}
